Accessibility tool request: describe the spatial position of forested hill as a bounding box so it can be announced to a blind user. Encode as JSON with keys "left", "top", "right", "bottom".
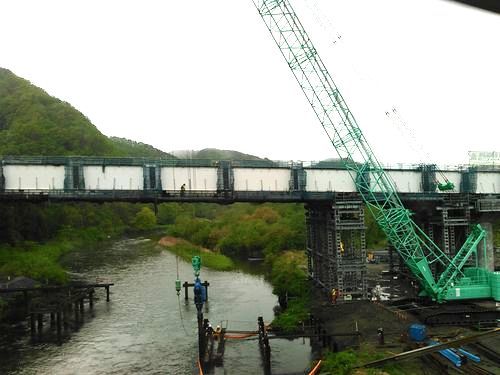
{"left": 171, "top": 148, "right": 265, "bottom": 160}
{"left": 109, "top": 137, "right": 172, "bottom": 158}
{"left": 0, "top": 68, "right": 173, "bottom": 158}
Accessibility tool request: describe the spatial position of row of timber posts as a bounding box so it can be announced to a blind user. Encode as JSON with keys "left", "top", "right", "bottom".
{"left": 201, "top": 318, "right": 225, "bottom": 369}
{"left": 307, "top": 314, "right": 339, "bottom": 352}
{"left": 29, "top": 291, "right": 89, "bottom": 345}
{"left": 25, "top": 284, "right": 112, "bottom": 345}
{"left": 258, "top": 316, "right": 271, "bottom": 375}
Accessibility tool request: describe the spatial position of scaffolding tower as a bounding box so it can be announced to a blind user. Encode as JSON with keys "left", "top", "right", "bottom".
{"left": 306, "top": 194, "right": 367, "bottom": 300}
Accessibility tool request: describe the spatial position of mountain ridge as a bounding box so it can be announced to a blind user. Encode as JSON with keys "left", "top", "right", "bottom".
{"left": 0, "top": 68, "right": 174, "bottom": 158}
{"left": 0, "top": 68, "right": 275, "bottom": 161}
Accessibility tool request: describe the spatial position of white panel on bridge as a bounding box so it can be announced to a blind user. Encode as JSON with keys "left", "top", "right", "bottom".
{"left": 304, "top": 169, "right": 356, "bottom": 192}
{"left": 233, "top": 168, "right": 291, "bottom": 191}
{"left": 161, "top": 167, "right": 218, "bottom": 191}
{"left": 4, "top": 165, "right": 65, "bottom": 190}
{"left": 437, "top": 171, "right": 462, "bottom": 194}
{"left": 372, "top": 171, "right": 422, "bottom": 193}
{"left": 83, "top": 166, "right": 143, "bottom": 190}
{"left": 476, "top": 172, "right": 500, "bottom": 194}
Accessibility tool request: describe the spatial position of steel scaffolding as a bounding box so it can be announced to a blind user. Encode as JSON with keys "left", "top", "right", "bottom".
{"left": 306, "top": 194, "right": 367, "bottom": 300}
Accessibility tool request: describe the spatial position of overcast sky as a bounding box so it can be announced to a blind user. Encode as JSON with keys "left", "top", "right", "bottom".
{"left": 1, "top": 0, "right": 499, "bottom": 165}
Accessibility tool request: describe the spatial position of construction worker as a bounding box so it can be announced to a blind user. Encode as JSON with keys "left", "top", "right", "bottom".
{"left": 377, "top": 327, "right": 385, "bottom": 345}
{"left": 331, "top": 288, "right": 338, "bottom": 304}
{"left": 214, "top": 325, "right": 222, "bottom": 340}
{"left": 207, "top": 322, "right": 214, "bottom": 336}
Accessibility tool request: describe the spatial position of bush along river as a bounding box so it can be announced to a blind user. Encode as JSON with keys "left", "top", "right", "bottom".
{"left": 0, "top": 237, "right": 314, "bottom": 374}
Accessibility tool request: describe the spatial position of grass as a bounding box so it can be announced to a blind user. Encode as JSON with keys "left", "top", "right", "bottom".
{"left": 321, "top": 344, "right": 424, "bottom": 375}
{"left": 269, "top": 251, "right": 310, "bottom": 333}
{"left": 0, "top": 241, "right": 71, "bottom": 284}
{"left": 0, "top": 225, "right": 125, "bottom": 284}
{"left": 271, "top": 296, "right": 309, "bottom": 333}
{"left": 163, "top": 240, "right": 235, "bottom": 271}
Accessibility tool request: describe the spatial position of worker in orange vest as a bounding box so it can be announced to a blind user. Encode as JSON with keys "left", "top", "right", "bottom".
{"left": 331, "top": 288, "right": 338, "bottom": 304}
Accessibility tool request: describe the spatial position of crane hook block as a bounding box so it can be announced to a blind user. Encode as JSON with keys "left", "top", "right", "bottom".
{"left": 192, "top": 256, "right": 201, "bottom": 277}
{"left": 175, "top": 279, "right": 181, "bottom": 296}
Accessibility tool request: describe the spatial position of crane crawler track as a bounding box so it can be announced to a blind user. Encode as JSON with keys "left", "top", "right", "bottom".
{"left": 385, "top": 298, "right": 499, "bottom": 326}
{"left": 415, "top": 305, "right": 499, "bottom": 326}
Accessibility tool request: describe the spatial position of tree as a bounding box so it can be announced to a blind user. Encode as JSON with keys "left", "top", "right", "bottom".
{"left": 133, "top": 207, "right": 156, "bottom": 231}
{"left": 157, "top": 203, "right": 179, "bottom": 225}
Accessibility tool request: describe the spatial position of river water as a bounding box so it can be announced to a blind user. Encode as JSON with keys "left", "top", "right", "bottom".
{"left": 0, "top": 238, "right": 312, "bottom": 374}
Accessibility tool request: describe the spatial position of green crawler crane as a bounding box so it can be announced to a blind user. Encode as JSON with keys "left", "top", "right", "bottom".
{"left": 251, "top": 0, "right": 499, "bottom": 302}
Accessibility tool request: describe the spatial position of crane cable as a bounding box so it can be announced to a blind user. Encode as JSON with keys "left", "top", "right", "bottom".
{"left": 176, "top": 255, "right": 190, "bottom": 336}
{"left": 386, "top": 107, "right": 453, "bottom": 186}
{"left": 306, "top": 0, "right": 454, "bottom": 189}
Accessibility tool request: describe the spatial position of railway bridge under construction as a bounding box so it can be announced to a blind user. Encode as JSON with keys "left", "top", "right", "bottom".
{"left": 1, "top": 156, "right": 499, "bottom": 300}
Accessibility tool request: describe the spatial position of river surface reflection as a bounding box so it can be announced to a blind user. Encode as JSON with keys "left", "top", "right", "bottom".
{"left": 0, "top": 238, "right": 312, "bottom": 374}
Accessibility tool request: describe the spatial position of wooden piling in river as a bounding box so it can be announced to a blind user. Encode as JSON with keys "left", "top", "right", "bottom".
{"left": 258, "top": 316, "right": 271, "bottom": 374}
{"left": 30, "top": 313, "right": 36, "bottom": 337}
{"left": 56, "top": 311, "right": 62, "bottom": 345}
{"left": 74, "top": 301, "right": 79, "bottom": 327}
{"left": 79, "top": 298, "right": 84, "bottom": 318}
{"left": 13, "top": 283, "right": 113, "bottom": 344}
{"left": 63, "top": 305, "right": 69, "bottom": 331}
{"left": 37, "top": 313, "right": 43, "bottom": 337}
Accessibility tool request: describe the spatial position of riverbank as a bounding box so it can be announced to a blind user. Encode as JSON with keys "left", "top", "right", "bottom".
{"left": 0, "top": 229, "right": 110, "bottom": 287}
{"left": 158, "top": 236, "right": 234, "bottom": 271}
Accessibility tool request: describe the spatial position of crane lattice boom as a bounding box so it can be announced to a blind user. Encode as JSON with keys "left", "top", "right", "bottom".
{"left": 252, "top": 0, "right": 494, "bottom": 302}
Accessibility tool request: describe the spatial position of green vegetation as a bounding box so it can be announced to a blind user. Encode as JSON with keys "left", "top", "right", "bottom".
{"left": 269, "top": 251, "right": 309, "bottom": 332}
{"left": 167, "top": 241, "right": 234, "bottom": 271}
{"left": 321, "top": 345, "right": 423, "bottom": 375}
{"left": 163, "top": 203, "right": 305, "bottom": 260}
{"left": 321, "top": 350, "right": 359, "bottom": 375}
{"left": 0, "top": 68, "right": 174, "bottom": 158}
{"left": 109, "top": 136, "right": 173, "bottom": 158}
{"left": 365, "top": 208, "right": 387, "bottom": 249}
{"left": 0, "top": 202, "right": 159, "bottom": 282}
{"left": 1, "top": 237, "right": 73, "bottom": 284}
{"left": 0, "top": 68, "right": 115, "bottom": 156}
{"left": 133, "top": 207, "right": 157, "bottom": 231}
{"left": 173, "top": 148, "right": 263, "bottom": 160}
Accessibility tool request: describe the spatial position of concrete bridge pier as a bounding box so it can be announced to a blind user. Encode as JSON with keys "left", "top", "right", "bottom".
{"left": 433, "top": 197, "right": 473, "bottom": 259}
{"left": 477, "top": 221, "right": 496, "bottom": 271}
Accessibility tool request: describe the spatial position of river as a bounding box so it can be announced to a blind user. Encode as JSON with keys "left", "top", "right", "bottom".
{"left": 0, "top": 238, "right": 313, "bottom": 374}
